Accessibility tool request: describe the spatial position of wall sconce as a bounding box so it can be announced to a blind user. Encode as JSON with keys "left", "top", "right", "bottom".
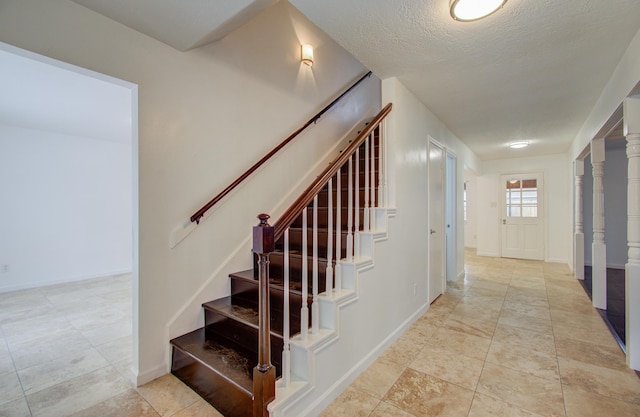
{"left": 301, "top": 44, "right": 314, "bottom": 67}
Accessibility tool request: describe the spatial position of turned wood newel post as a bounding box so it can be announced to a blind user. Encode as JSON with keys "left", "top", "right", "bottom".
{"left": 252, "top": 213, "right": 275, "bottom": 417}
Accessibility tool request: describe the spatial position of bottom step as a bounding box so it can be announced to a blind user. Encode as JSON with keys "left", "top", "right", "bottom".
{"left": 170, "top": 328, "right": 253, "bottom": 417}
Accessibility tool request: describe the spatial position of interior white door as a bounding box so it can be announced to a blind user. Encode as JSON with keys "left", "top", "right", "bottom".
{"left": 445, "top": 152, "right": 456, "bottom": 281}
{"left": 429, "top": 139, "right": 445, "bottom": 303}
{"left": 501, "top": 173, "right": 544, "bottom": 260}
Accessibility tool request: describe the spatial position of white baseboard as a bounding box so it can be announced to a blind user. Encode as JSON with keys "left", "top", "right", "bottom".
{"left": 572, "top": 261, "right": 625, "bottom": 270}
{"left": 134, "top": 363, "right": 167, "bottom": 387}
{"left": 0, "top": 269, "right": 132, "bottom": 294}
{"left": 545, "top": 258, "right": 568, "bottom": 265}
{"left": 476, "top": 251, "right": 499, "bottom": 258}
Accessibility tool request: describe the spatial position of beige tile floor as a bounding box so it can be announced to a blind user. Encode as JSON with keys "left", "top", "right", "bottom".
{"left": 321, "top": 249, "right": 640, "bottom": 417}
{"left": 0, "top": 273, "right": 222, "bottom": 417}
{"left": 2, "top": 251, "right": 640, "bottom": 417}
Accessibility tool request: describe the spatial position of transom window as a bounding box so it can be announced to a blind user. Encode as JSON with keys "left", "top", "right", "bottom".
{"left": 505, "top": 179, "right": 538, "bottom": 217}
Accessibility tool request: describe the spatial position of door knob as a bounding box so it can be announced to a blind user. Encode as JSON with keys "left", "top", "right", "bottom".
{"left": 502, "top": 219, "right": 506, "bottom": 225}
{"left": 430, "top": 229, "right": 436, "bottom": 235}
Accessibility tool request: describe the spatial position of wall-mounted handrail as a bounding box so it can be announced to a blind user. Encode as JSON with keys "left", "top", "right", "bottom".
{"left": 273, "top": 102, "right": 392, "bottom": 240}
{"left": 190, "top": 70, "right": 374, "bottom": 224}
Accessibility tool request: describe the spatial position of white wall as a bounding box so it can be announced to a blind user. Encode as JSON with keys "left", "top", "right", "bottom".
{"left": 274, "top": 77, "right": 481, "bottom": 417}
{"left": 0, "top": 0, "right": 377, "bottom": 384}
{"left": 464, "top": 171, "right": 478, "bottom": 248}
{"left": 570, "top": 27, "right": 640, "bottom": 161}
{"left": 477, "top": 153, "right": 571, "bottom": 264}
{"left": 0, "top": 125, "right": 132, "bottom": 292}
{"left": 582, "top": 145, "right": 628, "bottom": 269}
{"left": 569, "top": 25, "right": 640, "bottom": 268}
{"left": 383, "top": 77, "right": 480, "bottom": 280}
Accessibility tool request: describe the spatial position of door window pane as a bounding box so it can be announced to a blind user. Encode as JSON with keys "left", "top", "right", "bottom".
{"left": 506, "top": 179, "right": 538, "bottom": 218}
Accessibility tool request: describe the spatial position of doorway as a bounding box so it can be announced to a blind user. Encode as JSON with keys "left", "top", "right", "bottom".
{"left": 500, "top": 173, "right": 544, "bottom": 260}
{"left": 0, "top": 42, "right": 139, "bottom": 385}
{"left": 428, "top": 138, "right": 445, "bottom": 303}
{"left": 445, "top": 151, "right": 457, "bottom": 281}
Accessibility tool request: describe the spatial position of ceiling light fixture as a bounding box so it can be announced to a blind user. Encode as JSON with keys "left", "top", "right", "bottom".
{"left": 450, "top": 0, "right": 508, "bottom": 22}
{"left": 509, "top": 141, "right": 529, "bottom": 149}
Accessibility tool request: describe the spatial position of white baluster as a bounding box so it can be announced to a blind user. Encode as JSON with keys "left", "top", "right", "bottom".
{"left": 335, "top": 169, "right": 343, "bottom": 291}
{"left": 371, "top": 132, "right": 377, "bottom": 230}
{"left": 364, "top": 137, "right": 370, "bottom": 233}
{"left": 300, "top": 208, "right": 308, "bottom": 341}
{"left": 312, "top": 196, "right": 319, "bottom": 334}
{"left": 282, "top": 229, "right": 290, "bottom": 386}
{"left": 355, "top": 147, "right": 360, "bottom": 259}
{"left": 378, "top": 123, "right": 388, "bottom": 208}
{"left": 325, "top": 179, "right": 334, "bottom": 296}
{"left": 346, "top": 157, "right": 354, "bottom": 261}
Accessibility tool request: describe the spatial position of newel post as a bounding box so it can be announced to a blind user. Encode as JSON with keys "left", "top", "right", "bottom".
{"left": 252, "top": 214, "right": 276, "bottom": 417}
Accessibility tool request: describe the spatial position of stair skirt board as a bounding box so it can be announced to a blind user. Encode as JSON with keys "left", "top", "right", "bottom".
{"left": 269, "top": 298, "right": 429, "bottom": 417}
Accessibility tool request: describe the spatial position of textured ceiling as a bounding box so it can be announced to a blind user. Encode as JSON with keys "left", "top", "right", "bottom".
{"left": 67, "top": 0, "right": 640, "bottom": 160}
{"left": 289, "top": 0, "right": 640, "bottom": 160}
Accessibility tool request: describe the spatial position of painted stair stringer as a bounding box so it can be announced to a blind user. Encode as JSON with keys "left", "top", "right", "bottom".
{"left": 268, "top": 207, "right": 403, "bottom": 417}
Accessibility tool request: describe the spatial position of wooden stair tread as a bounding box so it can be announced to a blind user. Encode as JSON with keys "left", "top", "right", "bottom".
{"left": 230, "top": 269, "right": 308, "bottom": 294}
{"left": 203, "top": 296, "right": 285, "bottom": 336}
{"left": 170, "top": 328, "right": 253, "bottom": 394}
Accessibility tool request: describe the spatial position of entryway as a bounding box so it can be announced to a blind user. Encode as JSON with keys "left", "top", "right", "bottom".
{"left": 500, "top": 173, "right": 544, "bottom": 260}
{"left": 428, "top": 138, "right": 457, "bottom": 303}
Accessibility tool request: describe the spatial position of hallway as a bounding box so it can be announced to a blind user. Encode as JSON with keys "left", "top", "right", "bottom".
{"left": 2, "top": 253, "right": 640, "bottom": 416}
{"left": 321, "top": 250, "right": 640, "bottom": 417}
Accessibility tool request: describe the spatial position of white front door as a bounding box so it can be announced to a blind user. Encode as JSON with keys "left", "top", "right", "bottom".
{"left": 429, "top": 139, "right": 445, "bottom": 303}
{"left": 501, "top": 173, "right": 544, "bottom": 260}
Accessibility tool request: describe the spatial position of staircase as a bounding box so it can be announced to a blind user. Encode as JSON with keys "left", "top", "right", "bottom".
{"left": 170, "top": 104, "right": 391, "bottom": 417}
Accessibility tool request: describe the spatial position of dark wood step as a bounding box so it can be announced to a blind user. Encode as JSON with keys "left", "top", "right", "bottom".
{"left": 203, "top": 297, "right": 284, "bottom": 375}
{"left": 230, "top": 269, "right": 309, "bottom": 335}
{"left": 203, "top": 296, "right": 286, "bottom": 339}
{"left": 337, "top": 170, "right": 380, "bottom": 189}
{"left": 231, "top": 269, "right": 307, "bottom": 298}
{"left": 268, "top": 252, "right": 332, "bottom": 292}
{"left": 276, "top": 227, "right": 348, "bottom": 259}
{"left": 315, "top": 187, "right": 376, "bottom": 207}
{"left": 170, "top": 328, "right": 253, "bottom": 417}
{"left": 292, "top": 206, "right": 368, "bottom": 229}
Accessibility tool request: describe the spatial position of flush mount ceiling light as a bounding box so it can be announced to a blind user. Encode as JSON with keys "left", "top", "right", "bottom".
{"left": 450, "top": 0, "right": 508, "bottom": 22}
{"left": 509, "top": 141, "right": 529, "bottom": 149}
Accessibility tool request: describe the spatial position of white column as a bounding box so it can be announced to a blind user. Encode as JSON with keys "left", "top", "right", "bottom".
{"left": 591, "top": 138, "right": 607, "bottom": 310}
{"left": 574, "top": 160, "right": 585, "bottom": 280}
{"left": 625, "top": 97, "right": 640, "bottom": 371}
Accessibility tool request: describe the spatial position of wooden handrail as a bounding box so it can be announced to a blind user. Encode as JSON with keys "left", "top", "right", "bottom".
{"left": 273, "top": 103, "right": 392, "bottom": 240}
{"left": 190, "top": 71, "right": 374, "bottom": 224}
